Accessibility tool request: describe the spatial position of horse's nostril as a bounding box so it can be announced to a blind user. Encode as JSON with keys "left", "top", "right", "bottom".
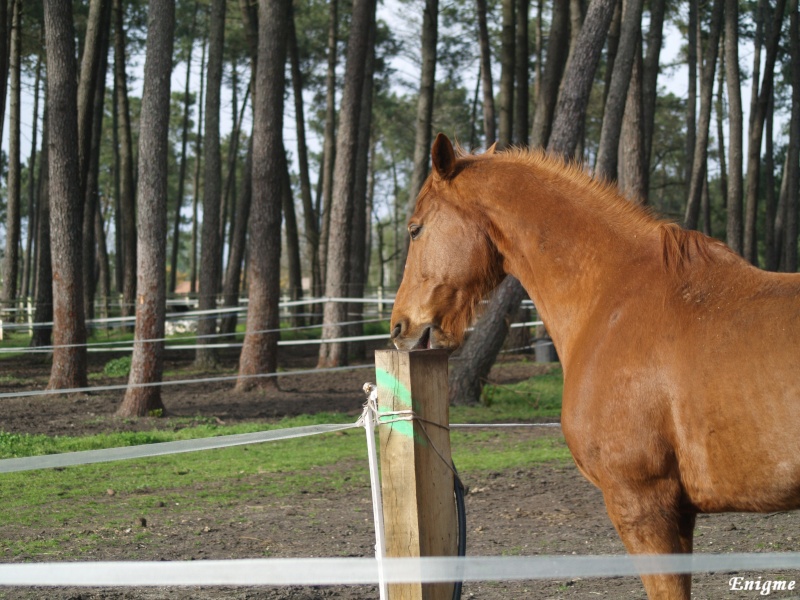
{"left": 391, "top": 322, "right": 403, "bottom": 339}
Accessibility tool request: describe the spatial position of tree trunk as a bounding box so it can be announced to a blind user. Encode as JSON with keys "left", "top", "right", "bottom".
{"left": 716, "top": 49, "right": 728, "bottom": 230}
{"left": 348, "top": 15, "right": 377, "bottom": 359}
{"left": 449, "top": 278, "right": 528, "bottom": 405}
{"left": 317, "top": 0, "right": 377, "bottom": 368}
{"left": 566, "top": 0, "right": 584, "bottom": 67}
{"left": 318, "top": 0, "right": 338, "bottom": 294}
{"left": 683, "top": 0, "right": 724, "bottom": 231}
{"left": 118, "top": 0, "right": 175, "bottom": 417}
{"left": 44, "top": 0, "right": 88, "bottom": 389}
{"left": 227, "top": 0, "right": 256, "bottom": 331}
{"left": 112, "top": 72, "right": 123, "bottom": 295}
{"left": 77, "top": 0, "right": 108, "bottom": 201}
{"left": 95, "top": 200, "right": 111, "bottom": 326}
{"left": 764, "top": 93, "right": 777, "bottom": 270}
{"left": 400, "top": 0, "right": 439, "bottom": 277}
{"left": 743, "top": 0, "right": 787, "bottom": 264}
{"left": 3, "top": 0, "right": 21, "bottom": 306}
{"left": 564, "top": 0, "right": 587, "bottom": 158}
{"left": 82, "top": 0, "right": 112, "bottom": 326}
{"left": 513, "top": 0, "right": 529, "bottom": 146}
{"left": 216, "top": 82, "right": 249, "bottom": 333}
{"left": 219, "top": 139, "right": 253, "bottom": 337}
{"left": 364, "top": 137, "right": 377, "bottom": 293}
{"left": 548, "top": 0, "right": 617, "bottom": 158}
{"left": 236, "top": 0, "right": 290, "bottom": 391}
{"left": 530, "top": 0, "right": 569, "bottom": 148}
{"left": 114, "top": 0, "right": 137, "bottom": 325}
{"left": 701, "top": 173, "right": 711, "bottom": 236}
{"left": 469, "top": 65, "right": 481, "bottom": 150}
{"left": 744, "top": 0, "right": 765, "bottom": 258}
{"left": 533, "top": 0, "right": 543, "bottom": 102}
{"left": 219, "top": 63, "right": 242, "bottom": 287}
{"left": 685, "top": 0, "right": 697, "bottom": 196}
{"left": 0, "top": 0, "right": 8, "bottom": 147}
{"left": 640, "top": 0, "right": 665, "bottom": 195}
{"left": 281, "top": 150, "right": 304, "bottom": 327}
{"left": 195, "top": 0, "right": 226, "bottom": 369}
{"left": 288, "top": 5, "right": 321, "bottom": 305}
{"left": 219, "top": 69, "right": 245, "bottom": 293}
{"left": 784, "top": 0, "right": 800, "bottom": 272}
{"left": 449, "top": 0, "right": 616, "bottom": 404}
{"left": 725, "top": 0, "right": 744, "bottom": 255}
{"left": 21, "top": 53, "right": 43, "bottom": 303}
{"left": 774, "top": 151, "right": 790, "bottom": 269}
{"left": 618, "top": 35, "right": 646, "bottom": 203}
{"left": 476, "top": 0, "right": 496, "bottom": 145}
{"left": 170, "top": 3, "right": 199, "bottom": 294}
{"left": 190, "top": 34, "right": 207, "bottom": 295}
{"left": 594, "top": 0, "right": 644, "bottom": 181}
{"left": 601, "top": 0, "right": 622, "bottom": 114}
{"left": 238, "top": 0, "right": 258, "bottom": 61}
{"left": 498, "top": 0, "right": 515, "bottom": 148}
{"left": 31, "top": 116, "right": 53, "bottom": 348}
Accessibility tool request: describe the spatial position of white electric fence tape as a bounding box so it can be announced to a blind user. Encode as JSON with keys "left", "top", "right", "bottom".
{"left": 0, "top": 317, "right": 390, "bottom": 354}
{"left": 0, "top": 363, "right": 375, "bottom": 400}
{"left": 2, "top": 554, "right": 800, "bottom": 587}
{"left": 0, "top": 296, "right": 397, "bottom": 331}
{"left": 0, "top": 423, "right": 359, "bottom": 473}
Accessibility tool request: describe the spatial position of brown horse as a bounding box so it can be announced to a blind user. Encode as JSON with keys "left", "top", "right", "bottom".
{"left": 391, "top": 133, "right": 800, "bottom": 599}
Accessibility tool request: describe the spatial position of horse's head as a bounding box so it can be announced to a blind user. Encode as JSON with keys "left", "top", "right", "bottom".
{"left": 390, "top": 134, "right": 505, "bottom": 351}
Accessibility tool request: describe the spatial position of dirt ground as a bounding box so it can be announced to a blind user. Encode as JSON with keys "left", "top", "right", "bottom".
{"left": 1, "top": 345, "right": 799, "bottom": 599}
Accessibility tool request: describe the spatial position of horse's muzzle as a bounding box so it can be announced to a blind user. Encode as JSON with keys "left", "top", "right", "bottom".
{"left": 391, "top": 321, "right": 436, "bottom": 351}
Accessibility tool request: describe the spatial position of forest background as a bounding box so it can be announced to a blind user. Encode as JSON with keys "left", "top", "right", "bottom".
{"left": 0, "top": 0, "right": 798, "bottom": 415}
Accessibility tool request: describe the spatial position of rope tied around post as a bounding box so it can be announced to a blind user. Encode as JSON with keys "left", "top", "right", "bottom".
{"left": 375, "top": 405, "right": 463, "bottom": 485}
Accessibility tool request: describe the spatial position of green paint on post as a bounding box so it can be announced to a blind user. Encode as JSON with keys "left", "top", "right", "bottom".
{"left": 375, "top": 368, "right": 411, "bottom": 407}
{"left": 375, "top": 368, "right": 419, "bottom": 442}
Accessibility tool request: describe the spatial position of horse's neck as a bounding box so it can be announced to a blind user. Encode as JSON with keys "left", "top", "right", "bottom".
{"left": 476, "top": 168, "right": 661, "bottom": 366}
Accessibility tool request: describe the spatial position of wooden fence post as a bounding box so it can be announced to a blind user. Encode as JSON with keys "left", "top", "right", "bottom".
{"left": 374, "top": 349, "right": 457, "bottom": 600}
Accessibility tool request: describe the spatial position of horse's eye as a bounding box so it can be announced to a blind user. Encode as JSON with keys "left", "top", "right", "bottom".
{"left": 409, "top": 224, "right": 422, "bottom": 240}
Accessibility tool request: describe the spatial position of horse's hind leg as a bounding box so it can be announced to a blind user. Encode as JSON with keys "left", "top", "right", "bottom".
{"left": 603, "top": 483, "right": 694, "bottom": 600}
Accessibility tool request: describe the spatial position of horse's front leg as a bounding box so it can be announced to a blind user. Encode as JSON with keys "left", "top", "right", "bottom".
{"left": 602, "top": 480, "right": 695, "bottom": 600}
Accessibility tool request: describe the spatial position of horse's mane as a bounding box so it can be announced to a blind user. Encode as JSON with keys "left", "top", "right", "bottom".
{"left": 455, "top": 145, "right": 737, "bottom": 275}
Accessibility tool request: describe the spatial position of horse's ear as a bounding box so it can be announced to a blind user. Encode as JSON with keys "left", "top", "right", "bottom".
{"left": 431, "top": 133, "right": 456, "bottom": 180}
{"left": 485, "top": 141, "right": 498, "bottom": 155}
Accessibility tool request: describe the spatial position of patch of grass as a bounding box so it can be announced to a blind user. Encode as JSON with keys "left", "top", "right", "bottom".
{"left": 363, "top": 321, "right": 390, "bottom": 336}
{"left": 161, "top": 364, "right": 237, "bottom": 378}
{"left": 87, "top": 329, "right": 135, "bottom": 344}
{"left": 452, "top": 368, "right": 564, "bottom": 423}
{"left": 102, "top": 355, "right": 132, "bottom": 378}
{"left": 452, "top": 431, "right": 571, "bottom": 471}
{"left": 0, "top": 373, "right": 43, "bottom": 387}
{"left": 0, "top": 332, "right": 37, "bottom": 359}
